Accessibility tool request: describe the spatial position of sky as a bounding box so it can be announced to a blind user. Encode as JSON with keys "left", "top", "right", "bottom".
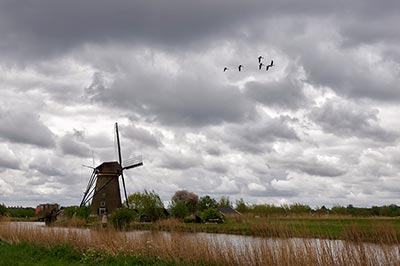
{"left": 1, "top": 0, "right": 400, "bottom": 208}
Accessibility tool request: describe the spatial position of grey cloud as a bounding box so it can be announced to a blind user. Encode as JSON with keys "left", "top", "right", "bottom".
{"left": 298, "top": 164, "right": 346, "bottom": 178}
{"left": 2, "top": 0, "right": 395, "bottom": 63}
{"left": 0, "top": 157, "right": 20, "bottom": 170}
{"left": 224, "top": 115, "right": 300, "bottom": 153}
{"left": 2, "top": 0, "right": 400, "bottom": 208}
{"left": 245, "top": 79, "right": 307, "bottom": 110}
{"left": 244, "top": 67, "right": 309, "bottom": 110}
{"left": 0, "top": 145, "right": 20, "bottom": 170}
{"left": 159, "top": 152, "right": 202, "bottom": 170}
{"left": 205, "top": 145, "right": 223, "bottom": 156}
{"left": 292, "top": 160, "right": 347, "bottom": 177}
{"left": 86, "top": 70, "right": 256, "bottom": 127}
{"left": 309, "top": 99, "right": 398, "bottom": 142}
{"left": 122, "top": 125, "right": 162, "bottom": 148}
{"left": 339, "top": 11, "right": 400, "bottom": 47}
{"left": 204, "top": 162, "right": 229, "bottom": 174}
{"left": 59, "top": 133, "right": 91, "bottom": 158}
{"left": 298, "top": 38, "right": 400, "bottom": 102}
{"left": 29, "top": 159, "right": 65, "bottom": 178}
{"left": 0, "top": 109, "right": 56, "bottom": 148}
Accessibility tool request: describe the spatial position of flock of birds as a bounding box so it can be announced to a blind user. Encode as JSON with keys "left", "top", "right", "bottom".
{"left": 223, "top": 56, "right": 274, "bottom": 72}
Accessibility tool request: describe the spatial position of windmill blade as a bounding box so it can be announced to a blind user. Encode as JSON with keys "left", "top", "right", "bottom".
{"left": 120, "top": 171, "right": 129, "bottom": 208}
{"left": 80, "top": 168, "right": 97, "bottom": 207}
{"left": 122, "top": 155, "right": 143, "bottom": 170}
{"left": 115, "top": 122, "right": 130, "bottom": 208}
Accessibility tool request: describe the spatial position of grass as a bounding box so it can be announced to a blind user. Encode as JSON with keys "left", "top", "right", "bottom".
{"left": 0, "top": 241, "right": 212, "bottom": 266}
{"left": 128, "top": 215, "right": 400, "bottom": 243}
{"left": 1, "top": 219, "right": 400, "bottom": 265}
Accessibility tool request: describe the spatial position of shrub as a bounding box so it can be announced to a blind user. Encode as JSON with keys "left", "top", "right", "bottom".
{"left": 202, "top": 208, "right": 224, "bottom": 223}
{"left": 0, "top": 204, "right": 7, "bottom": 216}
{"left": 109, "top": 208, "right": 136, "bottom": 229}
{"left": 75, "top": 206, "right": 91, "bottom": 221}
{"left": 197, "top": 195, "right": 218, "bottom": 212}
{"left": 169, "top": 200, "right": 189, "bottom": 219}
{"left": 127, "top": 190, "right": 166, "bottom": 221}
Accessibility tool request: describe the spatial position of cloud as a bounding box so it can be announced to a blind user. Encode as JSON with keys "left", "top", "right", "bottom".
{"left": 309, "top": 98, "right": 398, "bottom": 142}
{"left": 1, "top": 1, "right": 400, "bottom": 208}
{"left": 0, "top": 109, "right": 56, "bottom": 148}
{"left": 248, "top": 182, "right": 267, "bottom": 192}
{"left": 85, "top": 67, "right": 256, "bottom": 127}
{"left": 122, "top": 124, "right": 162, "bottom": 148}
{"left": 159, "top": 152, "right": 201, "bottom": 171}
{"left": 214, "top": 176, "right": 240, "bottom": 194}
{"left": 244, "top": 64, "right": 309, "bottom": 110}
{"left": 223, "top": 115, "right": 300, "bottom": 153}
{"left": 0, "top": 144, "right": 20, "bottom": 170}
{"left": 59, "top": 132, "right": 91, "bottom": 158}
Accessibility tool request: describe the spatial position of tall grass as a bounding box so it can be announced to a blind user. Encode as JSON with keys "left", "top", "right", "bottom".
{"left": 1, "top": 222, "right": 399, "bottom": 265}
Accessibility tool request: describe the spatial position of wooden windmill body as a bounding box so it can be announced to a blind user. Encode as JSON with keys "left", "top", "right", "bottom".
{"left": 80, "top": 123, "right": 143, "bottom": 215}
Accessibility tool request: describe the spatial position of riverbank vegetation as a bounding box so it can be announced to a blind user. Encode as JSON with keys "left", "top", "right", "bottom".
{"left": 0, "top": 240, "right": 206, "bottom": 266}
{"left": 1, "top": 222, "right": 399, "bottom": 265}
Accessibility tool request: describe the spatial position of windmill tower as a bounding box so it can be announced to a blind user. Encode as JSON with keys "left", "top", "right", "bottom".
{"left": 80, "top": 123, "right": 143, "bottom": 215}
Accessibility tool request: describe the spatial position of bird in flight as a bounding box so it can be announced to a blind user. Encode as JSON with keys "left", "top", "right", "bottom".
{"left": 258, "top": 56, "right": 263, "bottom": 63}
{"left": 266, "top": 60, "right": 274, "bottom": 71}
{"left": 238, "top": 65, "right": 244, "bottom": 71}
{"left": 258, "top": 63, "right": 264, "bottom": 70}
{"left": 223, "top": 67, "right": 229, "bottom": 72}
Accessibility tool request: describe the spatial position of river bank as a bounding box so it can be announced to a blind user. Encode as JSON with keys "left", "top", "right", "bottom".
{"left": 1, "top": 221, "right": 399, "bottom": 265}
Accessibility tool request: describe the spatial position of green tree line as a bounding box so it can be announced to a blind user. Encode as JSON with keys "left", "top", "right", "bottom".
{"left": 2, "top": 195, "right": 400, "bottom": 220}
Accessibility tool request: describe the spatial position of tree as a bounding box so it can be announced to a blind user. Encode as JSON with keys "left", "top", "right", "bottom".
{"left": 235, "top": 198, "right": 249, "bottom": 213}
{"left": 289, "top": 203, "right": 312, "bottom": 214}
{"left": 331, "top": 205, "right": 347, "bottom": 215}
{"left": 127, "top": 190, "right": 165, "bottom": 221}
{"left": 219, "top": 196, "right": 232, "bottom": 207}
{"left": 171, "top": 190, "right": 199, "bottom": 213}
{"left": 197, "top": 195, "right": 218, "bottom": 212}
{"left": 0, "top": 203, "right": 7, "bottom": 216}
{"left": 63, "top": 206, "right": 80, "bottom": 218}
{"left": 169, "top": 200, "right": 189, "bottom": 219}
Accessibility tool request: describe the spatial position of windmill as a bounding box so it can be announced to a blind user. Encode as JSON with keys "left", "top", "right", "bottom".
{"left": 80, "top": 123, "right": 143, "bottom": 215}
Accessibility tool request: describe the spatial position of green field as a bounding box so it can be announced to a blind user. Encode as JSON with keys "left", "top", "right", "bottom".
{"left": 0, "top": 241, "right": 210, "bottom": 266}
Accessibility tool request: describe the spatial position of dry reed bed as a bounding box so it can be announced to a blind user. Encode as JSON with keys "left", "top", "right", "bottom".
{"left": 1, "top": 222, "right": 400, "bottom": 266}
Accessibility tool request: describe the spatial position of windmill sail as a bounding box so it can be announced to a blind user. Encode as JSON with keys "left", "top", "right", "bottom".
{"left": 123, "top": 155, "right": 143, "bottom": 170}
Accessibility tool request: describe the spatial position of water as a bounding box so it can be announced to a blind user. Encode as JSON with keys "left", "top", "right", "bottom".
{"left": 2, "top": 222, "right": 400, "bottom": 264}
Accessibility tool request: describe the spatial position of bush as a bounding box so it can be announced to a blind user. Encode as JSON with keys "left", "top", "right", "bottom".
{"left": 0, "top": 204, "right": 7, "bottom": 216}
{"left": 127, "top": 190, "right": 166, "bottom": 221}
{"left": 63, "top": 206, "right": 78, "bottom": 218}
{"left": 6, "top": 207, "right": 35, "bottom": 218}
{"left": 197, "top": 195, "right": 218, "bottom": 212}
{"left": 109, "top": 208, "right": 136, "bottom": 229}
{"left": 169, "top": 200, "right": 189, "bottom": 219}
{"left": 183, "top": 216, "right": 196, "bottom": 223}
{"left": 202, "top": 208, "right": 224, "bottom": 223}
{"left": 75, "top": 206, "right": 91, "bottom": 221}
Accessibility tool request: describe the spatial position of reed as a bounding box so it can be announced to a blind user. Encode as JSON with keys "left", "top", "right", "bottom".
{"left": 1, "top": 221, "right": 400, "bottom": 265}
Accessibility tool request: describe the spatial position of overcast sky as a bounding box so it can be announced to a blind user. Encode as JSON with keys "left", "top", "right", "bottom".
{"left": 1, "top": 0, "right": 400, "bottom": 208}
